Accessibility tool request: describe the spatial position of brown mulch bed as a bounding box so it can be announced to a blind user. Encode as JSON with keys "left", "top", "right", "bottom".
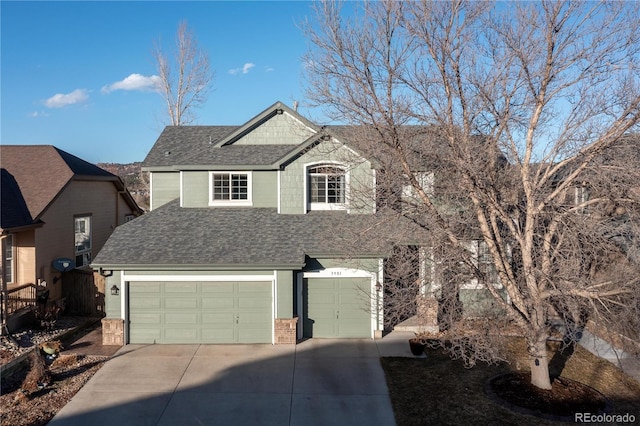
{"left": 382, "top": 337, "right": 640, "bottom": 426}
{"left": 487, "top": 372, "right": 608, "bottom": 420}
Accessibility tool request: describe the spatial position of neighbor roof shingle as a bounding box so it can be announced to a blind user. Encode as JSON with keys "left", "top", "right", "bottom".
{"left": 0, "top": 145, "right": 118, "bottom": 220}
{"left": 0, "top": 169, "right": 40, "bottom": 231}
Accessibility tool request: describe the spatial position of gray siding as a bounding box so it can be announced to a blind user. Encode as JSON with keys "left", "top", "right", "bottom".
{"left": 234, "top": 112, "right": 315, "bottom": 145}
{"left": 276, "top": 270, "right": 294, "bottom": 317}
{"left": 253, "top": 171, "right": 278, "bottom": 208}
{"left": 151, "top": 172, "right": 180, "bottom": 210}
{"left": 180, "top": 170, "right": 277, "bottom": 208}
{"left": 182, "top": 171, "right": 209, "bottom": 207}
{"left": 104, "top": 272, "right": 122, "bottom": 319}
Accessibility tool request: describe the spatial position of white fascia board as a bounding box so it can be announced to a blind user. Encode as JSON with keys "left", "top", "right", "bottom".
{"left": 122, "top": 274, "right": 276, "bottom": 282}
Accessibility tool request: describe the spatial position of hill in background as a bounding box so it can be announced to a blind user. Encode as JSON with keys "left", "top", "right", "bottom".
{"left": 98, "top": 162, "right": 149, "bottom": 211}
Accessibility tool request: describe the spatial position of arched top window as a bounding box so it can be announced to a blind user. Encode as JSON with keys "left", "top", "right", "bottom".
{"left": 308, "top": 164, "right": 346, "bottom": 206}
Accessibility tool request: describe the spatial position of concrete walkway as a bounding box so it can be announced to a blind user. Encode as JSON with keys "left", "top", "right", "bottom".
{"left": 49, "top": 332, "right": 416, "bottom": 426}
{"left": 578, "top": 329, "right": 640, "bottom": 384}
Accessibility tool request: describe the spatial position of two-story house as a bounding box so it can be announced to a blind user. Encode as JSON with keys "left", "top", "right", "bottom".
{"left": 93, "top": 101, "right": 420, "bottom": 345}
{"left": 1, "top": 145, "right": 142, "bottom": 332}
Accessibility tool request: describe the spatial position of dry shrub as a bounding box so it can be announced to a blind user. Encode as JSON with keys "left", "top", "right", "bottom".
{"left": 19, "top": 352, "right": 50, "bottom": 396}
{"left": 38, "top": 340, "right": 62, "bottom": 355}
{"left": 51, "top": 354, "right": 80, "bottom": 369}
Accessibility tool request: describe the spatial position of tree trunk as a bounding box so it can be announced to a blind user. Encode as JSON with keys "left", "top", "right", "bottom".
{"left": 529, "top": 333, "right": 552, "bottom": 390}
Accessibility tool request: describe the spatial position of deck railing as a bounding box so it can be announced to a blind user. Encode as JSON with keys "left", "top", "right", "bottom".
{"left": 4, "top": 283, "right": 38, "bottom": 315}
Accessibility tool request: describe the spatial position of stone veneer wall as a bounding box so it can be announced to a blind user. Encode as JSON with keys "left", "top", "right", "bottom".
{"left": 274, "top": 318, "right": 298, "bottom": 344}
{"left": 416, "top": 297, "right": 439, "bottom": 334}
{"left": 102, "top": 318, "right": 124, "bottom": 346}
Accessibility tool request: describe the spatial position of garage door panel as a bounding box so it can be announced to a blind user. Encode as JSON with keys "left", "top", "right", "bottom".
{"left": 202, "top": 297, "right": 234, "bottom": 309}
{"left": 239, "top": 298, "right": 271, "bottom": 310}
{"left": 130, "top": 313, "right": 162, "bottom": 324}
{"left": 166, "top": 298, "right": 198, "bottom": 309}
{"left": 307, "top": 277, "right": 371, "bottom": 338}
{"left": 239, "top": 312, "right": 270, "bottom": 324}
{"left": 130, "top": 329, "right": 162, "bottom": 344}
{"left": 202, "top": 282, "right": 235, "bottom": 293}
{"left": 202, "top": 328, "right": 235, "bottom": 342}
{"left": 239, "top": 281, "right": 269, "bottom": 291}
{"left": 130, "top": 296, "right": 162, "bottom": 309}
{"left": 165, "top": 328, "right": 198, "bottom": 342}
{"left": 165, "top": 313, "right": 198, "bottom": 324}
{"left": 202, "top": 312, "right": 235, "bottom": 324}
{"left": 129, "top": 280, "right": 272, "bottom": 344}
{"left": 130, "top": 282, "right": 162, "bottom": 293}
{"left": 165, "top": 282, "right": 198, "bottom": 293}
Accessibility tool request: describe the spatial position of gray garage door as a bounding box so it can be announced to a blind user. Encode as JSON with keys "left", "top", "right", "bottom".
{"left": 128, "top": 281, "right": 272, "bottom": 344}
{"left": 305, "top": 277, "right": 372, "bottom": 338}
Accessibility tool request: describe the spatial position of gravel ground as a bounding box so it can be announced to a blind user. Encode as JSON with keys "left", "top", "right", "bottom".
{"left": 0, "top": 317, "right": 109, "bottom": 426}
{"left": 0, "top": 316, "right": 95, "bottom": 365}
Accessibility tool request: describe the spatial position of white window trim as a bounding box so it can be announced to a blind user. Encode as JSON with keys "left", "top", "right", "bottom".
{"left": 74, "top": 215, "right": 92, "bottom": 268}
{"left": 304, "top": 161, "right": 349, "bottom": 212}
{"left": 3, "top": 235, "right": 14, "bottom": 284}
{"left": 402, "top": 172, "right": 434, "bottom": 206}
{"left": 208, "top": 171, "right": 253, "bottom": 206}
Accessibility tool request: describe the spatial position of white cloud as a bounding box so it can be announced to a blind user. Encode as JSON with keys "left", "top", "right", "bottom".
{"left": 101, "top": 73, "right": 162, "bottom": 94}
{"left": 265, "top": 66, "right": 275, "bottom": 72}
{"left": 228, "top": 62, "right": 256, "bottom": 75}
{"left": 44, "top": 89, "right": 89, "bottom": 108}
{"left": 29, "top": 111, "right": 49, "bottom": 118}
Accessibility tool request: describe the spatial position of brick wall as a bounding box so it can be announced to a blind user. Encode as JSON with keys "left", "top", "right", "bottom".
{"left": 274, "top": 317, "right": 298, "bottom": 344}
{"left": 102, "top": 318, "right": 124, "bottom": 346}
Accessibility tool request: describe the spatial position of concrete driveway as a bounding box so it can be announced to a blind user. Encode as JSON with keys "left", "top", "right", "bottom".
{"left": 48, "top": 334, "right": 415, "bottom": 426}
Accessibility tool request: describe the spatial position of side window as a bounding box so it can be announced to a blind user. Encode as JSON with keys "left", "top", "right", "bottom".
{"left": 3, "top": 234, "right": 13, "bottom": 283}
{"left": 74, "top": 216, "right": 92, "bottom": 267}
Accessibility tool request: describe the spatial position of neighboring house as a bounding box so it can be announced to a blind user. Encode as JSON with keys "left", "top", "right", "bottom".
{"left": 93, "top": 101, "right": 418, "bottom": 345}
{"left": 0, "top": 145, "right": 142, "bottom": 332}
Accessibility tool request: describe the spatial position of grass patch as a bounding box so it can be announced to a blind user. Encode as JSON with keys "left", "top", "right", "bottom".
{"left": 381, "top": 338, "right": 640, "bottom": 426}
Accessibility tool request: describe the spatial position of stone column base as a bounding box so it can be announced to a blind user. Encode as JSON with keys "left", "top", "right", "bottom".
{"left": 102, "top": 318, "right": 124, "bottom": 346}
{"left": 274, "top": 317, "right": 298, "bottom": 344}
{"left": 416, "top": 296, "right": 439, "bottom": 334}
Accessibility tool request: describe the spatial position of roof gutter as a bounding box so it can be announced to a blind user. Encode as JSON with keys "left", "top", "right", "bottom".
{"left": 91, "top": 262, "right": 305, "bottom": 272}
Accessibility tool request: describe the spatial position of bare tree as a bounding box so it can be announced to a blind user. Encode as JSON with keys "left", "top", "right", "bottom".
{"left": 303, "top": 0, "right": 640, "bottom": 389}
{"left": 152, "top": 21, "right": 213, "bottom": 126}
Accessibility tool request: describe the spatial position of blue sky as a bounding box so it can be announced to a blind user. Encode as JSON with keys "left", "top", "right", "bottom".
{"left": 1, "top": 1, "right": 317, "bottom": 163}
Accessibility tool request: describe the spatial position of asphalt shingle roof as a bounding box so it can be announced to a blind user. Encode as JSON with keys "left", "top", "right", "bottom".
{"left": 0, "top": 169, "right": 39, "bottom": 231}
{"left": 93, "top": 201, "right": 422, "bottom": 268}
{"left": 143, "top": 126, "right": 301, "bottom": 168}
{"left": 0, "top": 145, "right": 118, "bottom": 220}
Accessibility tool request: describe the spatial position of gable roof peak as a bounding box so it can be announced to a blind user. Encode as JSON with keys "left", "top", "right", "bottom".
{"left": 0, "top": 145, "right": 119, "bottom": 220}
{"left": 213, "top": 100, "right": 319, "bottom": 147}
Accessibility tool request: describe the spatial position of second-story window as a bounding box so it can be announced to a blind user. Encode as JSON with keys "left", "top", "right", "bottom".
{"left": 74, "top": 215, "right": 92, "bottom": 267}
{"left": 209, "top": 172, "right": 252, "bottom": 206}
{"left": 309, "top": 165, "right": 346, "bottom": 207}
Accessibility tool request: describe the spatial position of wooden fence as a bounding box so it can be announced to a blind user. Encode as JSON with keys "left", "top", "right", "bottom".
{"left": 62, "top": 270, "right": 105, "bottom": 316}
